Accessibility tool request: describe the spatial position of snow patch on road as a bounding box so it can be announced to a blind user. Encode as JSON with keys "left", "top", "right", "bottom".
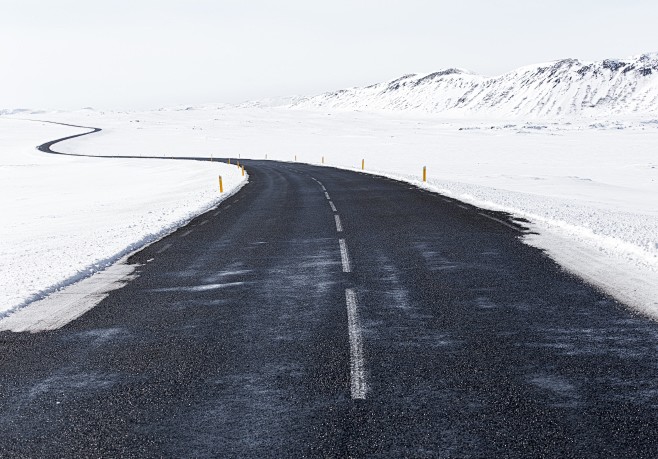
{"left": 0, "top": 118, "right": 247, "bottom": 319}
{"left": 0, "top": 257, "right": 137, "bottom": 332}
{"left": 523, "top": 230, "right": 658, "bottom": 320}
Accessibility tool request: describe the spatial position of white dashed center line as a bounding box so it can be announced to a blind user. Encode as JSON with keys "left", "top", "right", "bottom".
{"left": 339, "top": 238, "right": 352, "bottom": 272}
{"left": 335, "top": 215, "right": 343, "bottom": 232}
{"left": 199, "top": 220, "right": 208, "bottom": 226}
{"left": 180, "top": 229, "right": 193, "bottom": 238}
{"left": 345, "top": 288, "right": 367, "bottom": 399}
{"left": 322, "top": 182, "right": 366, "bottom": 399}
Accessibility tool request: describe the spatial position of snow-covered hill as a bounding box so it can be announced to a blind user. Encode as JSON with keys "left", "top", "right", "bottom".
{"left": 0, "top": 108, "right": 47, "bottom": 116}
{"left": 292, "top": 53, "right": 658, "bottom": 118}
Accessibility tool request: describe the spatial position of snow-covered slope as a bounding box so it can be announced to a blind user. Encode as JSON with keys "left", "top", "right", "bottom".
{"left": 292, "top": 53, "right": 658, "bottom": 118}
{"left": 0, "top": 118, "right": 246, "bottom": 316}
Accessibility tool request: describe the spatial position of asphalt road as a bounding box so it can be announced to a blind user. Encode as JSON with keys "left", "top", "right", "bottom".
{"left": 1, "top": 129, "right": 658, "bottom": 457}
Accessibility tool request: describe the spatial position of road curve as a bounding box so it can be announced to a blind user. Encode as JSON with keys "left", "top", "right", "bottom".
{"left": 36, "top": 120, "right": 102, "bottom": 156}
{"left": 0, "top": 132, "right": 657, "bottom": 456}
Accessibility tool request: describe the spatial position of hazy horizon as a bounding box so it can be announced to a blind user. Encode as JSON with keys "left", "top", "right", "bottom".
{"left": 2, "top": 0, "right": 657, "bottom": 111}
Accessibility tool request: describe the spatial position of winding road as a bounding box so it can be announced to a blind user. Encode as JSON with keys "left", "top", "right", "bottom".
{"left": 0, "top": 126, "right": 657, "bottom": 457}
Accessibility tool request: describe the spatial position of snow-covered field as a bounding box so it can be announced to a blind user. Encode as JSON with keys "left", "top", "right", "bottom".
{"left": 15, "top": 105, "right": 656, "bottom": 319}
{"left": 0, "top": 117, "right": 245, "bottom": 316}
{"left": 3, "top": 102, "right": 657, "bottom": 320}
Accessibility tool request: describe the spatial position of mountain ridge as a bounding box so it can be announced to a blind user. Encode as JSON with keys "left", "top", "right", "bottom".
{"left": 291, "top": 53, "right": 658, "bottom": 118}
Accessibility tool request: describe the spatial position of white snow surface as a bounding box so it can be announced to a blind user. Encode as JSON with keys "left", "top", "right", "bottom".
{"left": 5, "top": 101, "right": 658, "bottom": 320}
{"left": 0, "top": 118, "right": 245, "bottom": 316}
{"left": 292, "top": 53, "right": 658, "bottom": 118}
{"left": 24, "top": 106, "right": 657, "bottom": 319}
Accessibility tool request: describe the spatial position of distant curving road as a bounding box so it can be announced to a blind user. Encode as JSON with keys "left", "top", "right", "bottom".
{"left": 36, "top": 121, "right": 102, "bottom": 156}
{"left": 0, "top": 127, "right": 657, "bottom": 457}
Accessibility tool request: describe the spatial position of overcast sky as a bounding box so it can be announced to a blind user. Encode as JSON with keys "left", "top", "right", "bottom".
{"left": 1, "top": 0, "right": 657, "bottom": 110}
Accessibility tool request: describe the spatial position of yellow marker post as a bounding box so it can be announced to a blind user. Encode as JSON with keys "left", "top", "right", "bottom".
{"left": 228, "top": 158, "right": 231, "bottom": 165}
{"left": 322, "top": 156, "right": 324, "bottom": 164}
{"left": 241, "top": 165, "right": 245, "bottom": 176}
{"left": 423, "top": 166, "right": 427, "bottom": 182}
{"left": 218, "top": 176, "right": 224, "bottom": 193}
{"left": 361, "top": 159, "right": 365, "bottom": 170}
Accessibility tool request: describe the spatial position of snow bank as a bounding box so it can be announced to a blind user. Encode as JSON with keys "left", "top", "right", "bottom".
{"left": 0, "top": 118, "right": 246, "bottom": 316}
{"left": 11, "top": 107, "right": 658, "bottom": 319}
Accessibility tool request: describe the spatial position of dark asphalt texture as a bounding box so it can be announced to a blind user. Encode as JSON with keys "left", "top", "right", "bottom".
{"left": 1, "top": 127, "right": 657, "bottom": 457}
